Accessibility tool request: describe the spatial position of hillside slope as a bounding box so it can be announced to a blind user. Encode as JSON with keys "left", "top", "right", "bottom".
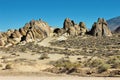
{"left": 107, "top": 16, "right": 120, "bottom": 31}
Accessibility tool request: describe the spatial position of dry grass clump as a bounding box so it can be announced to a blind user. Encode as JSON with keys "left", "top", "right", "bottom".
{"left": 0, "top": 64, "right": 3, "bottom": 67}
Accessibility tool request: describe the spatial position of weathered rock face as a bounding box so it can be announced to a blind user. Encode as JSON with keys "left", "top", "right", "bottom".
{"left": 79, "top": 22, "right": 88, "bottom": 35}
{"left": 0, "top": 32, "right": 2, "bottom": 39}
{"left": 63, "top": 18, "right": 88, "bottom": 36}
{"left": 0, "top": 33, "right": 4, "bottom": 46}
{"left": 63, "top": 18, "right": 74, "bottom": 31}
{"left": 53, "top": 28, "right": 66, "bottom": 36}
{"left": 0, "top": 19, "right": 52, "bottom": 47}
{"left": 0, "top": 32, "right": 9, "bottom": 46}
{"left": 24, "top": 20, "right": 51, "bottom": 42}
{"left": 0, "top": 39, "right": 5, "bottom": 47}
{"left": 90, "top": 18, "right": 112, "bottom": 36}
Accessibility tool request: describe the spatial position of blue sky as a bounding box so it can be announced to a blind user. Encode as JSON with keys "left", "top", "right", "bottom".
{"left": 0, "top": 0, "right": 120, "bottom": 31}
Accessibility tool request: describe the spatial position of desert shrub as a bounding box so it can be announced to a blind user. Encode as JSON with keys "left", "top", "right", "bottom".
{"left": 107, "top": 56, "right": 120, "bottom": 68}
{"left": 84, "top": 58, "right": 104, "bottom": 68}
{"left": 51, "top": 58, "right": 81, "bottom": 69}
{"left": 90, "top": 59, "right": 104, "bottom": 68}
{"left": 39, "top": 53, "right": 49, "bottom": 60}
{"left": 53, "top": 58, "right": 72, "bottom": 68}
{"left": 0, "top": 64, "right": 2, "bottom": 67}
{"left": 49, "top": 58, "right": 81, "bottom": 74}
{"left": 98, "top": 64, "right": 110, "bottom": 73}
{"left": 20, "top": 46, "right": 26, "bottom": 52}
{"left": 112, "top": 61, "right": 120, "bottom": 68}
{"left": 109, "top": 70, "right": 120, "bottom": 77}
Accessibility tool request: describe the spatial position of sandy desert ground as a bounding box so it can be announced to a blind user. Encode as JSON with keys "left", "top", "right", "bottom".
{"left": 0, "top": 35, "right": 120, "bottom": 79}
{"left": 0, "top": 76, "right": 120, "bottom": 80}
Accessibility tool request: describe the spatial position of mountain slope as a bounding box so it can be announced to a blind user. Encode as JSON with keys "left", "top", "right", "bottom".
{"left": 107, "top": 16, "right": 120, "bottom": 31}
{"left": 115, "top": 26, "right": 120, "bottom": 33}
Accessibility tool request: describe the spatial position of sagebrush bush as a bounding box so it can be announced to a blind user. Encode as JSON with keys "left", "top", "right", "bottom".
{"left": 98, "top": 64, "right": 110, "bottom": 73}
{"left": 90, "top": 59, "right": 104, "bottom": 68}
{"left": 52, "top": 58, "right": 81, "bottom": 69}
{"left": 107, "top": 56, "right": 120, "bottom": 68}
{"left": 83, "top": 58, "right": 104, "bottom": 68}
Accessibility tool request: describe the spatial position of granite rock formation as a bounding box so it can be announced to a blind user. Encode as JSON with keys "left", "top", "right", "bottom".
{"left": 0, "top": 19, "right": 52, "bottom": 47}
{"left": 90, "top": 18, "right": 112, "bottom": 37}
{"left": 63, "top": 18, "right": 88, "bottom": 36}
{"left": 0, "top": 18, "right": 114, "bottom": 47}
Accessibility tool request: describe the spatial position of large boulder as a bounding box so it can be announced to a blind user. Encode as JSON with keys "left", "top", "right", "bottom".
{"left": 63, "top": 18, "right": 74, "bottom": 31}
{"left": 19, "top": 28, "right": 26, "bottom": 36}
{"left": 6, "top": 29, "right": 14, "bottom": 37}
{"left": 9, "top": 30, "right": 22, "bottom": 44}
{"left": 24, "top": 20, "right": 52, "bottom": 42}
{"left": 0, "top": 39, "right": 5, "bottom": 47}
{"left": 79, "top": 22, "right": 88, "bottom": 35}
{"left": 53, "top": 28, "right": 66, "bottom": 36}
{"left": 10, "top": 30, "right": 22, "bottom": 38}
{"left": 90, "top": 18, "right": 112, "bottom": 36}
{"left": 67, "top": 26, "right": 77, "bottom": 36}
{"left": 0, "top": 32, "right": 8, "bottom": 46}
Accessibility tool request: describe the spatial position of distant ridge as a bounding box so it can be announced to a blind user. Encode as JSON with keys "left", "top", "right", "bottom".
{"left": 107, "top": 16, "right": 120, "bottom": 31}
{"left": 115, "top": 26, "right": 120, "bottom": 33}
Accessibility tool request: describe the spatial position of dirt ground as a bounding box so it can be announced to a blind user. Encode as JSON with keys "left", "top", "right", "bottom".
{"left": 0, "top": 76, "right": 120, "bottom": 80}
{"left": 0, "top": 35, "right": 120, "bottom": 78}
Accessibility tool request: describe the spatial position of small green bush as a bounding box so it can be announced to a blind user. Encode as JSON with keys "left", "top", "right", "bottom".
{"left": 112, "top": 61, "right": 120, "bottom": 69}
{"left": 90, "top": 59, "right": 104, "bottom": 67}
{"left": 83, "top": 58, "right": 104, "bottom": 68}
{"left": 98, "top": 64, "right": 110, "bottom": 73}
{"left": 107, "top": 56, "right": 120, "bottom": 68}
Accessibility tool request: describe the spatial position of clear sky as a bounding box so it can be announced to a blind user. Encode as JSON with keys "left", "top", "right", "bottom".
{"left": 0, "top": 0, "right": 120, "bottom": 31}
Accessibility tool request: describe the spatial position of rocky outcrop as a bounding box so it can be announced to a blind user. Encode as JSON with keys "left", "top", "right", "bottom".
{"left": 0, "top": 18, "right": 114, "bottom": 47}
{"left": 53, "top": 28, "right": 66, "bottom": 36}
{"left": 90, "top": 18, "right": 112, "bottom": 37}
{"left": 24, "top": 20, "right": 51, "bottom": 42}
{"left": 79, "top": 22, "right": 88, "bottom": 35}
{"left": 63, "top": 18, "right": 74, "bottom": 31}
{"left": 62, "top": 18, "right": 88, "bottom": 36}
{"left": 0, "top": 19, "right": 52, "bottom": 47}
